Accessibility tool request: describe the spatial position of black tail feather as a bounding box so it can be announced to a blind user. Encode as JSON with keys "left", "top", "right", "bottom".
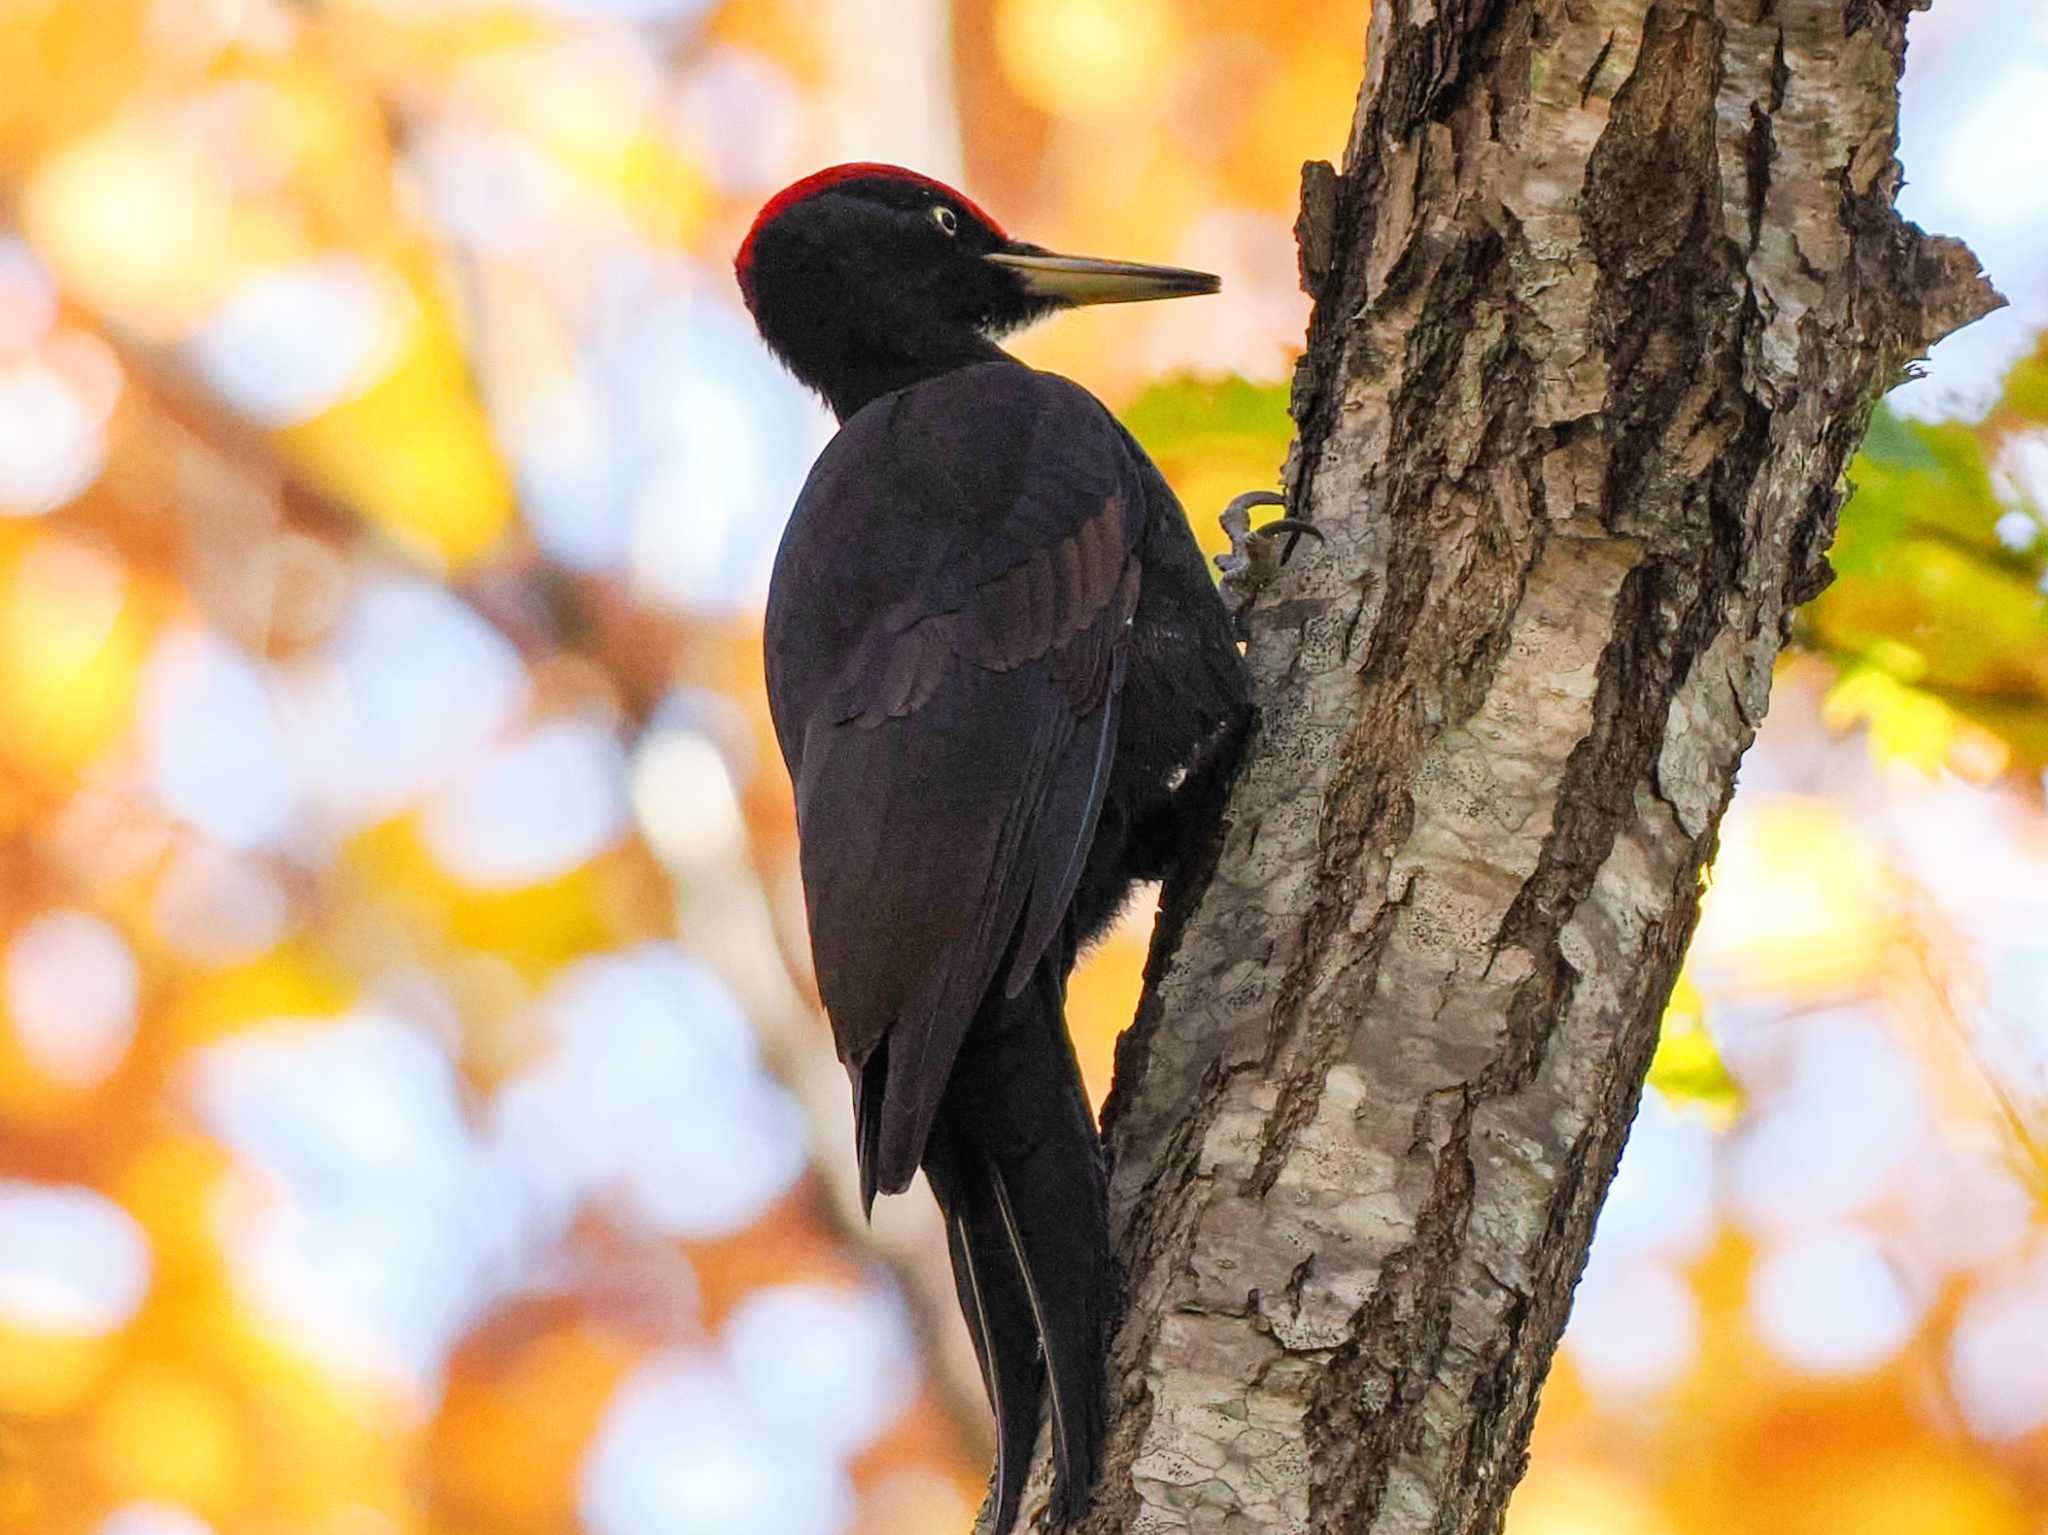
{"left": 922, "top": 956, "right": 1108, "bottom": 1532}
{"left": 855, "top": 1041, "right": 887, "bottom": 1216}
{"left": 988, "top": 1158, "right": 1103, "bottom": 1516}
{"left": 938, "top": 1187, "right": 1042, "bottom": 1530}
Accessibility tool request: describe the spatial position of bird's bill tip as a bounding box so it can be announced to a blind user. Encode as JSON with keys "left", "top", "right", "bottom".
{"left": 984, "top": 251, "right": 1219, "bottom": 305}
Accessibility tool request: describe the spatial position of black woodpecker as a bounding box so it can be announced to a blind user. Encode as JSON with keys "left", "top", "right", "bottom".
{"left": 738, "top": 164, "right": 1250, "bottom": 1531}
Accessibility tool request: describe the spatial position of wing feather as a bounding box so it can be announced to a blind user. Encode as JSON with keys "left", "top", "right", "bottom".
{"left": 764, "top": 365, "right": 1147, "bottom": 1196}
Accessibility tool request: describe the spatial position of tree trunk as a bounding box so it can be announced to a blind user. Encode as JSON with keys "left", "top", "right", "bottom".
{"left": 1066, "top": 1, "right": 1999, "bottom": 1531}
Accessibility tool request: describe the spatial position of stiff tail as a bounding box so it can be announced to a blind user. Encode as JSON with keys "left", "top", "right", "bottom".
{"left": 922, "top": 956, "right": 1108, "bottom": 1533}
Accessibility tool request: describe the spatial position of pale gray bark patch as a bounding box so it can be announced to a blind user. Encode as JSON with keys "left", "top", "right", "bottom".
{"left": 1030, "top": 1, "right": 2000, "bottom": 1531}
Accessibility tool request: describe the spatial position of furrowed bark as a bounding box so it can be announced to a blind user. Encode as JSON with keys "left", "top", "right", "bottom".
{"left": 1044, "top": 1, "right": 1998, "bottom": 1531}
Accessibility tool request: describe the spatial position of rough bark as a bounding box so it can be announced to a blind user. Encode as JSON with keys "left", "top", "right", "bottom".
{"left": 1053, "top": 1, "right": 1999, "bottom": 1531}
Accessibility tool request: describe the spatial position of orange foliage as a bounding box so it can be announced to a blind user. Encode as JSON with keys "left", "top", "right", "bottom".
{"left": 0, "top": 3, "right": 2038, "bottom": 1534}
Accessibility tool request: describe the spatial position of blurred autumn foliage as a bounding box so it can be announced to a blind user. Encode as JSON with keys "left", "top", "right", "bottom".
{"left": 0, "top": 1, "right": 2043, "bottom": 1534}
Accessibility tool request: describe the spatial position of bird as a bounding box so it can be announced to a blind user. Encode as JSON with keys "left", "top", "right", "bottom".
{"left": 738, "top": 163, "right": 1251, "bottom": 1531}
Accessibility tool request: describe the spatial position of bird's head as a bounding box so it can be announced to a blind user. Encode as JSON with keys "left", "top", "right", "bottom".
{"left": 736, "top": 163, "right": 1217, "bottom": 418}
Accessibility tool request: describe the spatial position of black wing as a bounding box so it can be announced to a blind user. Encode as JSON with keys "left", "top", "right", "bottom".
{"left": 764, "top": 363, "right": 1143, "bottom": 1205}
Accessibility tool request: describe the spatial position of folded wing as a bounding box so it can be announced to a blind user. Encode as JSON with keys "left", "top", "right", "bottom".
{"left": 764, "top": 365, "right": 1145, "bottom": 1204}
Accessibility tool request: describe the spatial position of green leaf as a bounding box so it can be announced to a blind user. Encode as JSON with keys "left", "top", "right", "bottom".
{"left": 1998, "top": 332, "right": 2048, "bottom": 426}
{"left": 1797, "top": 336, "right": 2048, "bottom": 774}
{"left": 1857, "top": 404, "right": 1939, "bottom": 472}
{"left": 1120, "top": 375, "right": 1292, "bottom": 453}
{"left": 1119, "top": 375, "right": 1294, "bottom": 560}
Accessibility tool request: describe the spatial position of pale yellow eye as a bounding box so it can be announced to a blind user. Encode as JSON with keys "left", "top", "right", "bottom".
{"left": 931, "top": 205, "right": 959, "bottom": 236}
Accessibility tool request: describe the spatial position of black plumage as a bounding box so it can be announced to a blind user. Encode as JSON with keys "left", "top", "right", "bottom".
{"left": 739, "top": 164, "right": 1248, "bottom": 1530}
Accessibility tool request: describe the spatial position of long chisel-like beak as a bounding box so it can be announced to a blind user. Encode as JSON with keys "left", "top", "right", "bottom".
{"left": 984, "top": 250, "right": 1219, "bottom": 305}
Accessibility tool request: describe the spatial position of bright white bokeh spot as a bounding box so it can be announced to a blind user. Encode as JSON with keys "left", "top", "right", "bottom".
{"left": 1950, "top": 1273, "right": 2048, "bottom": 1439}
{"left": 1980, "top": 944, "right": 2048, "bottom": 1105}
{"left": 492, "top": 945, "right": 806, "bottom": 1242}
{"left": 581, "top": 1352, "right": 853, "bottom": 1535}
{"left": 2003, "top": 434, "right": 2048, "bottom": 520}
{"left": 1915, "top": 58, "right": 2048, "bottom": 241}
{"left": 0, "top": 359, "right": 104, "bottom": 515}
{"left": 0, "top": 1181, "right": 151, "bottom": 1335}
{"left": 553, "top": 943, "right": 759, "bottom": 1086}
{"left": 1564, "top": 1256, "right": 1699, "bottom": 1398}
{"left": 413, "top": 127, "right": 575, "bottom": 259}
{"left": 631, "top": 453, "right": 745, "bottom": 611}
{"left": 1994, "top": 509, "right": 2039, "bottom": 551}
{"left": 630, "top": 728, "right": 748, "bottom": 868}
{"left": 723, "top": 1285, "right": 918, "bottom": 1459}
{"left": 1586, "top": 1090, "right": 1718, "bottom": 1266}
{"left": 1556, "top": 1088, "right": 1720, "bottom": 1399}
{"left": 616, "top": 1081, "right": 809, "bottom": 1239}
{"left": 515, "top": 368, "right": 632, "bottom": 572}
{"left": 291, "top": 579, "right": 528, "bottom": 825}
{"left": 1726, "top": 1013, "right": 1921, "bottom": 1233}
{"left": 614, "top": 291, "right": 826, "bottom": 614}
{"left": 1896, "top": 1147, "right": 2032, "bottom": 1283}
{"left": 423, "top": 719, "right": 629, "bottom": 887}
{"left": 152, "top": 843, "right": 290, "bottom": 966}
{"left": 193, "top": 1013, "right": 521, "bottom": 1388}
{"left": 1751, "top": 1228, "right": 1920, "bottom": 1375}
{"left": 6, "top": 910, "right": 138, "bottom": 1087}
{"left": 188, "top": 257, "right": 402, "bottom": 427}
{"left": 97, "top": 1505, "right": 217, "bottom": 1535}
{"left": 145, "top": 629, "right": 300, "bottom": 850}
{"left": 672, "top": 47, "right": 805, "bottom": 193}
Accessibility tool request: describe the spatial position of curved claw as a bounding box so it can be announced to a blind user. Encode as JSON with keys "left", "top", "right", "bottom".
{"left": 1216, "top": 489, "right": 1324, "bottom": 632}
{"left": 1218, "top": 492, "right": 1321, "bottom": 559}
{"left": 1221, "top": 488, "right": 1287, "bottom": 520}
{"left": 1251, "top": 517, "right": 1324, "bottom": 545}
{"left": 1218, "top": 490, "right": 1287, "bottom": 547}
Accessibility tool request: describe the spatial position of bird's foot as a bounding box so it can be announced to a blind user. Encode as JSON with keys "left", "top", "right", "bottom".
{"left": 1216, "top": 490, "right": 1321, "bottom": 629}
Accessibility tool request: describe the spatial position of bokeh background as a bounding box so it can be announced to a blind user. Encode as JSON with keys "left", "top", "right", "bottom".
{"left": 0, "top": 1, "right": 2043, "bottom": 1533}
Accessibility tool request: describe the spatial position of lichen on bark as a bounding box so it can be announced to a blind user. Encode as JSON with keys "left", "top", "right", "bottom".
{"left": 1047, "top": 1, "right": 2001, "bottom": 1532}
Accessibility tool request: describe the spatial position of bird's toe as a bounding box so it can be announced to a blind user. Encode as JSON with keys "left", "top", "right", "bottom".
{"left": 1216, "top": 490, "right": 1319, "bottom": 626}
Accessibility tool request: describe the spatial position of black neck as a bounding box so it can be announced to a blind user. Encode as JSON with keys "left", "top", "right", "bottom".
{"left": 816, "top": 334, "right": 1012, "bottom": 421}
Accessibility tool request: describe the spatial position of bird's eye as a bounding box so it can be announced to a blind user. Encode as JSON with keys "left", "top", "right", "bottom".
{"left": 931, "top": 205, "right": 959, "bottom": 237}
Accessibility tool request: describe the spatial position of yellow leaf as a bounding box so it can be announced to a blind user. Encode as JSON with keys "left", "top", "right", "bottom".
{"left": 1694, "top": 798, "right": 1898, "bottom": 995}
{"left": 93, "top": 1361, "right": 245, "bottom": 1513}
{"left": 25, "top": 119, "right": 239, "bottom": 339}
{"left": 1648, "top": 973, "right": 1741, "bottom": 1121}
{"left": 995, "top": 0, "right": 1181, "bottom": 118}
{"left": 0, "top": 533, "right": 151, "bottom": 780}
{"left": 0, "top": 1323, "right": 122, "bottom": 1420}
{"left": 160, "top": 945, "right": 352, "bottom": 1049}
{"left": 343, "top": 816, "right": 615, "bottom": 976}
{"left": 275, "top": 309, "right": 515, "bottom": 571}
